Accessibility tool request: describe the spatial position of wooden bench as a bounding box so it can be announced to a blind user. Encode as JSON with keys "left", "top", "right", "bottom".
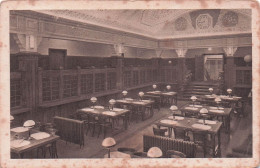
{"left": 53, "top": 116, "right": 85, "bottom": 148}
{"left": 143, "top": 134, "right": 196, "bottom": 158}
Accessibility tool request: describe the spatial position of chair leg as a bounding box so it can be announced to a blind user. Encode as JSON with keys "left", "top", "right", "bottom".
{"left": 92, "top": 124, "right": 96, "bottom": 137}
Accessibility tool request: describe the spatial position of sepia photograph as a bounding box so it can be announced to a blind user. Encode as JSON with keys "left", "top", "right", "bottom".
{"left": 1, "top": 0, "right": 259, "bottom": 168}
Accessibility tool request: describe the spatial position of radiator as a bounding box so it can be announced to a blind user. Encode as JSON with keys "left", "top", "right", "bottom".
{"left": 143, "top": 134, "right": 196, "bottom": 158}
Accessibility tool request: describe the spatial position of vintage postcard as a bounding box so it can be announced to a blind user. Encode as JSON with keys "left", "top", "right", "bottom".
{"left": 0, "top": 0, "right": 259, "bottom": 167}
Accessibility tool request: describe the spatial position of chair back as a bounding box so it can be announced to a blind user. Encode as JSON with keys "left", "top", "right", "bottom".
{"left": 166, "top": 150, "right": 186, "bottom": 158}
{"left": 153, "top": 127, "right": 167, "bottom": 137}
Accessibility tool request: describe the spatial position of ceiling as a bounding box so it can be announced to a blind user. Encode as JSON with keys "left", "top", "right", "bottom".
{"left": 36, "top": 9, "right": 251, "bottom": 39}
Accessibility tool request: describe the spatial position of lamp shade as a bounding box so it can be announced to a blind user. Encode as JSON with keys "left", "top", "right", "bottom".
{"left": 166, "top": 85, "right": 171, "bottom": 90}
{"left": 244, "top": 55, "right": 252, "bottom": 63}
{"left": 152, "top": 84, "right": 157, "bottom": 89}
{"left": 109, "top": 99, "right": 116, "bottom": 105}
{"left": 139, "top": 92, "right": 144, "bottom": 97}
{"left": 190, "top": 96, "right": 197, "bottom": 101}
{"left": 215, "top": 97, "right": 221, "bottom": 102}
{"left": 170, "top": 105, "right": 178, "bottom": 111}
{"left": 10, "top": 115, "right": 14, "bottom": 121}
{"left": 200, "top": 108, "right": 208, "bottom": 114}
{"left": 122, "top": 90, "right": 128, "bottom": 96}
{"left": 227, "top": 89, "right": 232, "bottom": 94}
{"left": 209, "top": 88, "right": 213, "bottom": 92}
{"left": 23, "top": 120, "right": 35, "bottom": 127}
{"left": 147, "top": 147, "right": 163, "bottom": 158}
{"left": 102, "top": 137, "right": 116, "bottom": 148}
{"left": 90, "top": 97, "right": 97, "bottom": 103}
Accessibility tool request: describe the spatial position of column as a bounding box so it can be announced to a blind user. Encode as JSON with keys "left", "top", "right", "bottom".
{"left": 17, "top": 53, "right": 39, "bottom": 119}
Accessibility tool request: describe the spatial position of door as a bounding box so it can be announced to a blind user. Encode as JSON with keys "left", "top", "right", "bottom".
{"left": 195, "top": 55, "right": 204, "bottom": 81}
{"left": 49, "top": 49, "right": 66, "bottom": 70}
{"left": 204, "top": 54, "right": 224, "bottom": 81}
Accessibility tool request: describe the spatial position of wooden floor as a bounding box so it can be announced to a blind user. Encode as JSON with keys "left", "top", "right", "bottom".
{"left": 17, "top": 100, "right": 252, "bottom": 158}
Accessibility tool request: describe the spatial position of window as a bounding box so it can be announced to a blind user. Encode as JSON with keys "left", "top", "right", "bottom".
{"left": 11, "top": 79, "right": 22, "bottom": 107}
{"left": 95, "top": 73, "right": 105, "bottom": 92}
{"left": 81, "top": 74, "right": 93, "bottom": 94}
{"left": 63, "top": 75, "right": 78, "bottom": 98}
{"left": 133, "top": 71, "right": 139, "bottom": 86}
{"left": 236, "top": 70, "right": 252, "bottom": 85}
{"left": 42, "top": 75, "right": 60, "bottom": 101}
{"left": 153, "top": 69, "right": 158, "bottom": 82}
{"left": 107, "top": 72, "right": 116, "bottom": 90}
{"left": 140, "top": 70, "right": 146, "bottom": 84}
{"left": 124, "top": 71, "right": 132, "bottom": 87}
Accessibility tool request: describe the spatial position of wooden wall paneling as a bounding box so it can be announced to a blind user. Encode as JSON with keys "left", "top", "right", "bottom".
{"left": 77, "top": 67, "right": 81, "bottom": 96}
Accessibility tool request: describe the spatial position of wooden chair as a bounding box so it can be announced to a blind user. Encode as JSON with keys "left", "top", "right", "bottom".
{"left": 117, "top": 147, "right": 137, "bottom": 155}
{"left": 132, "top": 152, "right": 147, "bottom": 158}
{"left": 166, "top": 150, "right": 186, "bottom": 158}
{"left": 173, "top": 128, "right": 190, "bottom": 141}
{"left": 97, "top": 116, "right": 113, "bottom": 138}
{"left": 191, "top": 130, "right": 214, "bottom": 157}
{"left": 153, "top": 126, "right": 168, "bottom": 137}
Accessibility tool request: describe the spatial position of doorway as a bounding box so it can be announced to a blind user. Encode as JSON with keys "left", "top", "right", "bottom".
{"left": 203, "top": 54, "right": 224, "bottom": 81}
{"left": 49, "top": 49, "right": 67, "bottom": 70}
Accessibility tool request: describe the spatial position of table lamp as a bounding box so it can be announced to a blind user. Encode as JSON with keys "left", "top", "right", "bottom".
{"left": 147, "top": 147, "right": 163, "bottom": 158}
{"left": 122, "top": 90, "right": 128, "bottom": 99}
{"left": 109, "top": 99, "right": 116, "bottom": 111}
{"left": 199, "top": 108, "right": 208, "bottom": 125}
{"left": 190, "top": 96, "right": 197, "bottom": 107}
{"left": 152, "top": 84, "right": 157, "bottom": 91}
{"left": 139, "top": 92, "right": 144, "bottom": 101}
{"left": 166, "top": 85, "right": 171, "bottom": 91}
{"left": 170, "top": 105, "right": 178, "bottom": 120}
{"left": 209, "top": 88, "right": 213, "bottom": 94}
{"left": 10, "top": 115, "right": 14, "bottom": 121}
{"left": 23, "top": 120, "right": 36, "bottom": 137}
{"left": 90, "top": 97, "right": 97, "bottom": 108}
{"left": 227, "top": 89, "right": 232, "bottom": 97}
{"left": 215, "top": 97, "right": 222, "bottom": 109}
{"left": 102, "top": 137, "right": 116, "bottom": 158}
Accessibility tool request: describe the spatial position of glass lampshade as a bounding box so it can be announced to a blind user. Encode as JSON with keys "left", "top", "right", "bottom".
{"left": 139, "top": 92, "right": 144, "bottom": 97}
{"left": 170, "top": 105, "right": 178, "bottom": 111}
{"left": 23, "top": 120, "right": 36, "bottom": 127}
{"left": 200, "top": 108, "right": 208, "bottom": 114}
{"left": 147, "top": 147, "right": 163, "bottom": 158}
{"left": 109, "top": 99, "right": 116, "bottom": 105}
{"left": 90, "top": 97, "right": 97, "bottom": 103}
{"left": 102, "top": 137, "right": 116, "bottom": 148}
{"left": 244, "top": 55, "right": 252, "bottom": 63}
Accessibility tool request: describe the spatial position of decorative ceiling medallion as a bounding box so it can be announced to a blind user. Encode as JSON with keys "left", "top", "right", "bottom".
{"left": 222, "top": 11, "right": 238, "bottom": 27}
{"left": 196, "top": 14, "right": 213, "bottom": 29}
{"left": 174, "top": 17, "right": 187, "bottom": 31}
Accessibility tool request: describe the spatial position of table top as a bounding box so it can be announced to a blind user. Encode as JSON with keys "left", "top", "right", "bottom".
{"left": 156, "top": 116, "right": 222, "bottom": 134}
{"left": 11, "top": 130, "right": 60, "bottom": 154}
{"left": 180, "top": 104, "right": 232, "bottom": 116}
{"left": 78, "top": 107, "right": 129, "bottom": 117}
{"left": 104, "top": 151, "right": 131, "bottom": 158}
{"left": 200, "top": 95, "right": 242, "bottom": 101}
{"left": 147, "top": 90, "right": 177, "bottom": 96}
{"left": 116, "top": 99, "right": 154, "bottom": 106}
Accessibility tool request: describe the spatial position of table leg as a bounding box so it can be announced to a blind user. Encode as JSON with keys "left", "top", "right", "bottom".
{"left": 218, "top": 130, "right": 221, "bottom": 157}
{"left": 212, "top": 134, "right": 216, "bottom": 157}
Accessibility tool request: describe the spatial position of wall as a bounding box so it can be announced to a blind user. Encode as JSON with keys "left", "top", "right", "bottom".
{"left": 38, "top": 38, "right": 114, "bottom": 57}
